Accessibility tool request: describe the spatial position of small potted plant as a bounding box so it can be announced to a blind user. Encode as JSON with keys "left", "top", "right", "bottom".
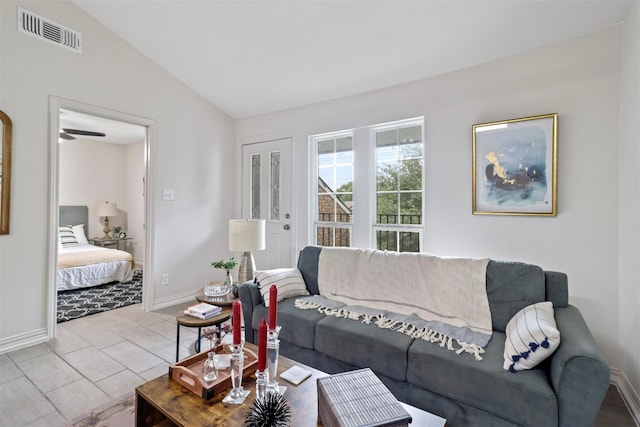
{"left": 210, "top": 258, "right": 238, "bottom": 296}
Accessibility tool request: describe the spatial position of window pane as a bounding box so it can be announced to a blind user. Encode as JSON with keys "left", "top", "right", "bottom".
{"left": 377, "top": 193, "right": 398, "bottom": 224}
{"left": 376, "top": 129, "right": 397, "bottom": 148}
{"left": 399, "top": 140, "right": 422, "bottom": 160}
{"left": 335, "top": 165, "right": 352, "bottom": 190}
{"left": 377, "top": 161, "right": 398, "bottom": 191}
{"left": 318, "top": 167, "right": 335, "bottom": 190}
{"left": 251, "top": 154, "right": 261, "bottom": 219}
{"left": 336, "top": 193, "right": 353, "bottom": 223}
{"left": 399, "top": 231, "right": 420, "bottom": 252}
{"left": 317, "top": 194, "right": 334, "bottom": 222}
{"left": 270, "top": 152, "right": 280, "bottom": 221}
{"left": 376, "top": 229, "right": 397, "bottom": 251}
{"left": 399, "top": 158, "right": 422, "bottom": 191}
{"left": 336, "top": 137, "right": 353, "bottom": 164}
{"left": 400, "top": 193, "right": 422, "bottom": 223}
{"left": 317, "top": 226, "right": 351, "bottom": 247}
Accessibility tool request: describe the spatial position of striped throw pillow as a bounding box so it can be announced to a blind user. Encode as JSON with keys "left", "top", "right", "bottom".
{"left": 503, "top": 301, "right": 560, "bottom": 372}
{"left": 255, "top": 268, "right": 309, "bottom": 307}
{"left": 59, "top": 225, "right": 78, "bottom": 247}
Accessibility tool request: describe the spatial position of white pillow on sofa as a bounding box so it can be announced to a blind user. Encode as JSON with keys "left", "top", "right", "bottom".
{"left": 255, "top": 268, "right": 309, "bottom": 307}
{"left": 503, "top": 301, "right": 560, "bottom": 372}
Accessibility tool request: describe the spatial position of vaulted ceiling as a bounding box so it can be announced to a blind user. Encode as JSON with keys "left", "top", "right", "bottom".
{"left": 73, "top": 0, "right": 632, "bottom": 119}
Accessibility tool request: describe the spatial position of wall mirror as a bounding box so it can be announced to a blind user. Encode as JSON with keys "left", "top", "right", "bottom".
{"left": 0, "top": 110, "right": 12, "bottom": 234}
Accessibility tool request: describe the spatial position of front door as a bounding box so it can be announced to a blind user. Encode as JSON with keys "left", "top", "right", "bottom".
{"left": 242, "top": 138, "right": 293, "bottom": 269}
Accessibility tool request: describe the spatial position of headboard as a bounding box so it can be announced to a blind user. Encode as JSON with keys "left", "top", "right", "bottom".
{"left": 59, "top": 205, "right": 88, "bottom": 229}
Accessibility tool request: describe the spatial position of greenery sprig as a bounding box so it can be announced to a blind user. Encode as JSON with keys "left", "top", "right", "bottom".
{"left": 211, "top": 258, "right": 238, "bottom": 270}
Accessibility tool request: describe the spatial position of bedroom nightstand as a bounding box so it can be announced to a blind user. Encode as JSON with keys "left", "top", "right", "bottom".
{"left": 89, "top": 237, "right": 133, "bottom": 252}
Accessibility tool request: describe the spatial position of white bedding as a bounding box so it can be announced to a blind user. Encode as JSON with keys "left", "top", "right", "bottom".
{"left": 57, "top": 244, "right": 134, "bottom": 291}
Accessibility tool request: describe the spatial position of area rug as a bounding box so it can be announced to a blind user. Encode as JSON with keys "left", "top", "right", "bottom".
{"left": 57, "top": 270, "right": 143, "bottom": 323}
{"left": 62, "top": 393, "right": 135, "bottom": 427}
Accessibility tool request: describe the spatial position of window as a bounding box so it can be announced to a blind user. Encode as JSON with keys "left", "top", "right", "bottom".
{"left": 374, "top": 121, "right": 423, "bottom": 252}
{"left": 311, "top": 118, "right": 424, "bottom": 252}
{"left": 313, "top": 132, "right": 353, "bottom": 247}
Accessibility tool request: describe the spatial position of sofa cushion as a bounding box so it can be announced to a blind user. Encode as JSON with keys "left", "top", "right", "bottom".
{"left": 314, "top": 316, "right": 413, "bottom": 381}
{"left": 297, "top": 246, "right": 322, "bottom": 295}
{"left": 486, "top": 260, "right": 546, "bottom": 332}
{"left": 251, "top": 298, "right": 325, "bottom": 349}
{"left": 255, "top": 268, "right": 309, "bottom": 307}
{"left": 406, "top": 331, "right": 558, "bottom": 426}
{"left": 504, "top": 301, "right": 560, "bottom": 372}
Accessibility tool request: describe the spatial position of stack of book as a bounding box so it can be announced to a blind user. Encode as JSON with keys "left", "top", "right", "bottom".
{"left": 183, "top": 302, "right": 222, "bottom": 320}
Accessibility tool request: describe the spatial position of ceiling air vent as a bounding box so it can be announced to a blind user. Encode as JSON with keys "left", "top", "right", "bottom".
{"left": 17, "top": 7, "right": 82, "bottom": 54}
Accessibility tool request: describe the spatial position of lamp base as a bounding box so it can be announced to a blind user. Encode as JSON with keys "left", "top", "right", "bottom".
{"left": 101, "top": 217, "right": 112, "bottom": 240}
{"left": 237, "top": 251, "right": 256, "bottom": 284}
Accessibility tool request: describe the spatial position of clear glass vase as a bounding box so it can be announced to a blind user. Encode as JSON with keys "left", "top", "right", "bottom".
{"left": 203, "top": 351, "right": 218, "bottom": 382}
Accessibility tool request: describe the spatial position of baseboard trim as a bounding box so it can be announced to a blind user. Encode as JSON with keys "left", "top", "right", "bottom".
{"left": 611, "top": 367, "right": 640, "bottom": 426}
{"left": 152, "top": 290, "right": 196, "bottom": 310}
{"left": 0, "top": 328, "right": 49, "bottom": 355}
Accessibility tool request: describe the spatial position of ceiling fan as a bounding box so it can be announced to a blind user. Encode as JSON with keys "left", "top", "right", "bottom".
{"left": 59, "top": 128, "right": 106, "bottom": 140}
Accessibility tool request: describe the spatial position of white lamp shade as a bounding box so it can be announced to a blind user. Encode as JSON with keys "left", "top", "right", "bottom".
{"left": 229, "top": 219, "right": 265, "bottom": 252}
{"left": 97, "top": 202, "right": 118, "bottom": 217}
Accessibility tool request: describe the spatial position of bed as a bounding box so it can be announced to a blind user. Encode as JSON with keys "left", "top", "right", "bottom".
{"left": 58, "top": 205, "right": 134, "bottom": 291}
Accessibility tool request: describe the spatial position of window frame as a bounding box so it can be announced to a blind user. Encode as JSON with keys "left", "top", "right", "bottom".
{"left": 309, "top": 117, "right": 425, "bottom": 251}
{"left": 370, "top": 118, "right": 425, "bottom": 252}
{"left": 310, "top": 129, "right": 355, "bottom": 247}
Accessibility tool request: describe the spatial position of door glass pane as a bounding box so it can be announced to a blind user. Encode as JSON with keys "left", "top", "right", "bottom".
{"left": 270, "top": 152, "right": 280, "bottom": 221}
{"left": 251, "top": 154, "right": 261, "bottom": 219}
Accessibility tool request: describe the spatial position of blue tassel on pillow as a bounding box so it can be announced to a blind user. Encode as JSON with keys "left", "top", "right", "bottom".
{"left": 509, "top": 363, "right": 517, "bottom": 373}
{"left": 541, "top": 337, "right": 550, "bottom": 349}
{"left": 529, "top": 342, "right": 539, "bottom": 352}
{"left": 520, "top": 350, "right": 530, "bottom": 360}
{"left": 511, "top": 354, "right": 521, "bottom": 362}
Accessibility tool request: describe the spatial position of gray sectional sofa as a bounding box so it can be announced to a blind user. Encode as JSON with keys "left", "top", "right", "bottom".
{"left": 238, "top": 246, "right": 610, "bottom": 426}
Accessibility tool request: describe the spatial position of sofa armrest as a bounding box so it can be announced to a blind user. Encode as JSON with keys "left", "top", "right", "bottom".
{"left": 237, "top": 280, "right": 262, "bottom": 344}
{"left": 550, "top": 305, "right": 610, "bottom": 427}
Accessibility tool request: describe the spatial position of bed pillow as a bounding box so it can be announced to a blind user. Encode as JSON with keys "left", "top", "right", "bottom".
{"left": 71, "top": 224, "right": 89, "bottom": 245}
{"left": 255, "top": 268, "right": 309, "bottom": 307}
{"left": 59, "top": 225, "right": 78, "bottom": 247}
{"left": 503, "top": 301, "right": 560, "bottom": 372}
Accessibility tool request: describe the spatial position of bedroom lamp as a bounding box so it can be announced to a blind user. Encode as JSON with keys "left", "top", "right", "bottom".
{"left": 97, "top": 202, "right": 118, "bottom": 240}
{"left": 229, "top": 219, "right": 266, "bottom": 284}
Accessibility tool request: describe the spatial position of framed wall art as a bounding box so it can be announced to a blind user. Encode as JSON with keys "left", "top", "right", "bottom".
{"left": 472, "top": 113, "right": 557, "bottom": 216}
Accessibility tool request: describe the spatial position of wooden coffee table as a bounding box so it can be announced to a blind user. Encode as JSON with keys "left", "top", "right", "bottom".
{"left": 136, "top": 343, "right": 447, "bottom": 426}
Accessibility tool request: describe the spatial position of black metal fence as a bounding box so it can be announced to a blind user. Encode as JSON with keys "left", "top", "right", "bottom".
{"left": 316, "top": 213, "right": 421, "bottom": 251}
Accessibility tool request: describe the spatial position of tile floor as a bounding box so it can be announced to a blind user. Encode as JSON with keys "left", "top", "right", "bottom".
{"left": 0, "top": 303, "right": 211, "bottom": 426}
{"left": 0, "top": 303, "right": 637, "bottom": 426}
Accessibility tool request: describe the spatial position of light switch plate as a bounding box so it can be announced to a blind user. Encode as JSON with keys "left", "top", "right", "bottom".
{"left": 162, "top": 189, "right": 174, "bottom": 201}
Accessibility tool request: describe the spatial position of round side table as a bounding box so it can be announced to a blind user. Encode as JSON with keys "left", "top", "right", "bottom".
{"left": 175, "top": 305, "right": 232, "bottom": 362}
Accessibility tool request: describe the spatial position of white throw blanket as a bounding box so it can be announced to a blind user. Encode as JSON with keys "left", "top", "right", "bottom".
{"left": 295, "top": 247, "right": 492, "bottom": 360}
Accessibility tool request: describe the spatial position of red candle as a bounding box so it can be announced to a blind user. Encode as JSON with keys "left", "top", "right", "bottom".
{"left": 269, "top": 285, "right": 278, "bottom": 329}
{"left": 233, "top": 299, "right": 241, "bottom": 345}
{"left": 257, "top": 318, "right": 267, "bottom": 371}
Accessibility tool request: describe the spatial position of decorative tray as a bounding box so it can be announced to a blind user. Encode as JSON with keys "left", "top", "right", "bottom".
{"left": 169, "top": 345, "right": 258, "bottom": 400}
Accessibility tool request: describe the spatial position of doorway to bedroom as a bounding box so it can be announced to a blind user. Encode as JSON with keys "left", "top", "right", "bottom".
{"left": 48, "top": 99, "right": 155, "bottom": 333}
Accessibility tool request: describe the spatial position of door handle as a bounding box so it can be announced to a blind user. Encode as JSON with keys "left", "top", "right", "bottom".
{"left": 283, "top": 224, "right": 290, "bottom": 230}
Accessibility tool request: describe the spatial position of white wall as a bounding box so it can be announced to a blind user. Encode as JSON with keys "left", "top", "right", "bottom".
{"left": 126, "top": 141, "right": 145, "bottom": 266}
{"left": 0, "top": 1, "right": 235, "bottom": 349}
{"left": 59, "top": 139, "right": 128, "bottom": 239}
{"left": 237, "top": 25, "right": 632, "bottom": 383}
{"left": 618, "top": 0, "right": 640, "bottom": 398}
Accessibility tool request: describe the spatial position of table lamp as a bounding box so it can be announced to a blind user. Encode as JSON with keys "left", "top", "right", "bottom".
{"left": 97, "top": 202, "right": 118, "bottom": 240}
{"left": 229, "top": 219, "right": 265, "bottom": 284}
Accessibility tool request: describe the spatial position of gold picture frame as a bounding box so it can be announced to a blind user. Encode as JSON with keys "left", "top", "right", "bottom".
{"left": 0, "top": 110, "right": 12, "bottom": 234}
{"left": 472, "top": 113, "right": 557, "bottom": 216}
